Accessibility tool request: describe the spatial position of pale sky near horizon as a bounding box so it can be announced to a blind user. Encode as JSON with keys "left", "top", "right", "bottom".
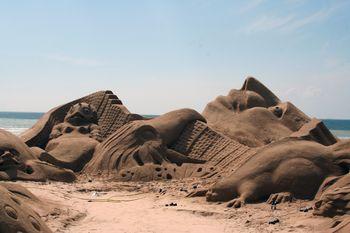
{"left": 0, "top": 0, "right": 349, "bottom": 118}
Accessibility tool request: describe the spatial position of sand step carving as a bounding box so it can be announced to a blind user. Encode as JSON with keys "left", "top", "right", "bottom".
{"left": 21, "top": 90, "right": 142, "bottom": 148}
{"left": 170, "top": 120, "right": 256, "bottom": 176}
{"left": 291, "top": 118, "right": 338, "bottom": 146}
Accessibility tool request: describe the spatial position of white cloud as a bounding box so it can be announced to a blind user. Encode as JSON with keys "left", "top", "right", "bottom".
{"left": 285, "top": 0, "right": 308, "bottom": 5}
{"left": 243, "top": 1, "right": 347, "bottom": 34}
{"left": 281, "top": 85, "right": 322, "bottom": 100}
{"left": 324, "top": 57, "right": 342, "bottom": 69}
{"left": 303, "top": 86, "right": 322, "bottom": 98}
{"left": 244, "top": 14, "right": 295, "bottom": 33}
{"left": 324, "top": 57, "right": 350, "bottom": 74}
{"left": 45, "top": 54, "right": 104, "bottom": 66}
{"left": 281, "top": 4, "right": 341, "bottom": 32}
{"left": 239, "top": 0, "right": 265, "bottom": 13}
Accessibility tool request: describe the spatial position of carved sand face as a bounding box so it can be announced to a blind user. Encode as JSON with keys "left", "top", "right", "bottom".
{"left": 0, "top": 129, "right": 76, "bottom": 182}
{"left": 64, "top": 102, "right": 98, "bottom": 125}
{"left": 0, "top": 148, "right": 21, "bottom": 171}
{"left": 83, "top": 109, "right": 209, "bottom": 181}
{"left": 0, "top": 130, "right": 34, "bottom": 163}
{"left": 227, "top": 89, "right": 267, "bottom": 112}
{"left": 84, "top": 121, "right": 209, "bottom": 181}
{"left": 0, "top": 132, "right": 36, "bottom": 177}
{"left": 84, "top": 122, "right": 168, "bottom": 175}
{"left": 0, "top": 143, "right": 33, "bottom": 179}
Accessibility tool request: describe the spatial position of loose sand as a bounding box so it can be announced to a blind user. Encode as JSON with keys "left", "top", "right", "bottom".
{"left": 11, "top": 179, "right": 333, "bottom": 233}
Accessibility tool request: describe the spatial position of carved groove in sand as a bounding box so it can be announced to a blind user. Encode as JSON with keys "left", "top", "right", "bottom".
{"left": 0, "top": 183, "right": 52, "bottom": 233}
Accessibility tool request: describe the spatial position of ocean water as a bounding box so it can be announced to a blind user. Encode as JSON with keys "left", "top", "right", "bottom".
{"left": 323, "top": 119, "right": 350, "bottom": 139}
{"left": 0, "top": 112, "right": 43, "bottom": 135}
{"left": 0, "top": 112, "right": 349, "bottom": 139}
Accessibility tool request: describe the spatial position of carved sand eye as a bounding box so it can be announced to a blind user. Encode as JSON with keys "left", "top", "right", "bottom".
{"left": 141, "top": 130, "right": 157, "bottom": 140}
{"left": 135, "top": 125, "right": 158, "bottom": 141}
{"left": 273, "top": 106, "right": 283, "bottom": 118}
{"left": 82, "top": 107, "right": 91, "bottom": 114}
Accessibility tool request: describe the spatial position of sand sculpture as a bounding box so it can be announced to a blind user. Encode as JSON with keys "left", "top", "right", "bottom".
{"left": 0, "top": 77, "right": 348, "bottom": 232}
{"left": 14, "top": 78, "right": 349, "bottom": 192}
{"left": 39, "top": 103, "right": 102, "bottom": 172}
{"left": 20, "top": 90, "right": 143, "bottom": 148}
{"left": 48, "top": 102, "right": 102, "bottom": 141}
{"left": 203, "top": 77, "right": 311, "bottom": 147}
{"left": 170, "top": 120, "right": 256, "bottom": 175}
{"left": 314, "top": 170, "right": 350, "bottom": 217}
{"left": 313, "top": 170, "right": 350, "bottom": 233}
{"left": 0, "top": 129, "right": 75, "bottom": 182}
{"left": 205, "top": 138, "right": 349, "bottom": 207}
{"left": 328, "top": 217, "right": 350, "bottom": 233}
{"left": 0, "top": 182, "right": 52, "bottom": 233}
{"left": 83, "top": 109, "right": 215, "bottom": 181}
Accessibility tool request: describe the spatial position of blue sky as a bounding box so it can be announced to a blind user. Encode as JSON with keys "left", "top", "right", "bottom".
{"left": 0, "top": 0, "right": 349, "bottom": 118}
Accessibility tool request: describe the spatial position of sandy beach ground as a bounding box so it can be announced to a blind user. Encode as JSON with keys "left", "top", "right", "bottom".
{"left": 9, "top": 179, "right": 333, "bottom": 233}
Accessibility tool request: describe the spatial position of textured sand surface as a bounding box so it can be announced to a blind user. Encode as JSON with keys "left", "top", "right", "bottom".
{"left": 10, "top": 180, "right": 331, "bottom": 233}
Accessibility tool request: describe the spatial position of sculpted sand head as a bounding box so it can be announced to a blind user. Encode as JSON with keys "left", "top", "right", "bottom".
{"left": 0, "top": 129, "right": 37, "bottom": 179}
{"left": 83, "top": 109, "right": 212, "bottom": 181}
{"left": 42, "top": 102, "right": 102, "bottom": 172}
{"left": 225, "top": 89, "right": 267, "bottom": 112}
{"left": 64, "top": 102, "right": 98, "bottom": 125}
{"left": 202, "top": 77, "right": 310, "bottom": 147}
{"left": 0, "top": 129, "right": 76, "bottom": 182}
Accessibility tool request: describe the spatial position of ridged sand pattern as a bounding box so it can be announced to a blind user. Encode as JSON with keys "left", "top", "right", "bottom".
{"left": 21, "top": 90, "right": 139, "bottom": 148}
{"left": 70, "top": 91, "right": 143, "bottom": 140}
{"left": 171, "top": 120, "right": 256, "bottom": 174}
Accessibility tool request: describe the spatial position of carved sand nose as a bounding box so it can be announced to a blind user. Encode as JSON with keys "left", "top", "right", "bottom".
{"left": 314, "top": 200, "right": 322, "bottom": 209}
